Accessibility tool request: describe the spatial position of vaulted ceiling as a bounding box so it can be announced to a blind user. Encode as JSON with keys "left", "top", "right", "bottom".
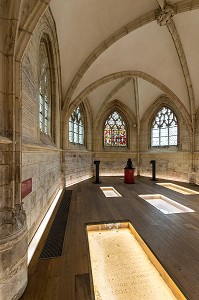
{"left": 50, "top": 0, "right": 199, "bottom": 120}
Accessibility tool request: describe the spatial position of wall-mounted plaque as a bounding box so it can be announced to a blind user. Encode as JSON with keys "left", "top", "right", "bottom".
{"left": 22, "top": 178, "right": 32, "bottom": 199}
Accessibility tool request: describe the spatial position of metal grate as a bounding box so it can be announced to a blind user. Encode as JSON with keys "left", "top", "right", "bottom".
{"left": 39, "top": 190, "right": 72, "bottom": 259}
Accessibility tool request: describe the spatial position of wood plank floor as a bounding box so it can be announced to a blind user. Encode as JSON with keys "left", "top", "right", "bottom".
{"left": 20, "top": 176, "right": 199, "bottom": 300}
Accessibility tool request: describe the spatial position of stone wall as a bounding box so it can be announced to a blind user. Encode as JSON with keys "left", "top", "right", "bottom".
{"left": 138, "top": 95, "right": 192, "bottom": 182}
{"left": 22, "top": 148, "right": 62, "bottom": 243}
{"left": 140, "top": 151, "right": 190, "bottom": 182}
{"left": 21, "top": 10, "right": 63, "bottom": 243}
{"left": 193, "top": 152, "right": 199, "bottom": 185}
{"left": 64, "top": 150, "right": 93, "bottom": 186}
{"left": 94, "top": 152, "right": 137, "bottom": 176}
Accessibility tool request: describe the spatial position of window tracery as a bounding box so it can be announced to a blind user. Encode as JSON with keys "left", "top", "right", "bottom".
{"left": 104, "top": 111, "right": 126, "bottom": 146}
{"left": 69, "top": 106, "right": 84, "bottom": 144}
{"left": 151, "top": 106, "right": 178, "bottom": 147}
{"left": 39, "top": 40, "right": 51, "bottom": 134}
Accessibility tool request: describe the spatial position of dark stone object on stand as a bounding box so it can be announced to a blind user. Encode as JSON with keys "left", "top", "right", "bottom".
{"left": 124, "top": 158, "right": 135, "bottom": 184}
{"left": 94, "top": 160, "right": 101, "bottom": 184}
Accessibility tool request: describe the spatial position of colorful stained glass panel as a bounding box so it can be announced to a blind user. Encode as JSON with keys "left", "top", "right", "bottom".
{"left": 104, "top": 111, "right": 126, "bottom": 146}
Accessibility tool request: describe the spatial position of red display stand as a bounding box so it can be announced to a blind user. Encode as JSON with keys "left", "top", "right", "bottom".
{"left": 124, "top": 168, "right": 135, "bottom": 184}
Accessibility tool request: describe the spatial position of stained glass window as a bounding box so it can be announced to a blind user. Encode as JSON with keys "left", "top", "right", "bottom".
{"left": 104, "top": 111, "right": 126, "bottom": 146}
{"left": 69, "top": 106, "right": 84, "bottom": 144}
{"left": 151, "top": 106, "right": 178, "bottom": 147}
{"left": 39, "top": 40, "right": 51, "bottom": 134}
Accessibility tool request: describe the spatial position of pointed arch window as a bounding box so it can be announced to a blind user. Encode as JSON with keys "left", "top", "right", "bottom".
{"left": 151, "top": 106, "right": 178, "bottom": 147}
{"left": 69, "top": 106, "right": 84, "bottom": 144}
{"left": 39, "top": 40, "right": 51, "bottom": 134}
{"left": 104, "top": 111, "right": 127, "bottom": 146}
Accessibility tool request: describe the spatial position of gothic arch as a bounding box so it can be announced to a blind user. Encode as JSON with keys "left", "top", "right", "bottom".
{"left": 93, "top": 99, "right": 136, "bottom": 152}
{"left": 64, "top": 98, "right": 93, "bottom": 151}
{"left": 140, "top": 95, "right": 192, "bottom": 151}
{"left": 63, "top": 1, "right": 199, "bottom": 106}
{"left": 65, "top": 71, "right": 182, "bottom": 114}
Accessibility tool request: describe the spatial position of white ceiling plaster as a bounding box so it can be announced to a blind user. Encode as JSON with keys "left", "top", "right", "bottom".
{"left": 50, "top": 0, "right": 158, "bottom": 97}
{"left": 174, "top": 10, "right": 199, "bottom": 112}
{"left": 72, "top": 21, "right": 188, "bottom": 110}
{"left": 87, "top": 79, "right": 123, "bottom": 119}
{"left": 107, "top": 80, "right": 136, "bottom": 116}
{"left": 49, "top": 1, "right": 199, "bottom": 123}
{"left": 137, "top": 78, "right": 163, "bottom": 119}
{"left": 87, "top": 77, "right": 163, "bottom": 122}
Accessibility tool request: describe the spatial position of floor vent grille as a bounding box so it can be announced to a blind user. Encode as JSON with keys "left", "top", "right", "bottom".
{"left": 39, "top": 189, "right": 72, "bottom": 259}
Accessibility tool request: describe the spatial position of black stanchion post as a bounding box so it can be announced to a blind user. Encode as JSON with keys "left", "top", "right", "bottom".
{"left": 93, "top": 160, "right": 101, "bottom": 184}
{"left": 150, "top": 160, "right": 158, "bottom": 181}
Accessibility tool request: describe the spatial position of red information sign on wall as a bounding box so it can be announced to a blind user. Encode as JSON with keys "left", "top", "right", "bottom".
{"left": 22, "top": 178, "right": 32, "bottom": 199}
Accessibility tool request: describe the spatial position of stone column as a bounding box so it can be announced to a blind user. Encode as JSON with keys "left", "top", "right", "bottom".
{"left": 0, "top": 1, "right": 28, "bottom": 299}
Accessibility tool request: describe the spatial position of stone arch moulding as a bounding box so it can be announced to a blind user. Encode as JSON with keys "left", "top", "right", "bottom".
{"left": 16, "top": 0, "right": 51, "bottom": 62}
{"left": 35, "top": 11, "right": 62, "bottom": 147}
{"left": 141, "top": 94, "right": 192, "bottom": 150}
{"left": 63, "top": 1, "right": 199, "bottom": 107}
{"left": 95, "top": 99, "right": 136, "bottom": 131}
{"left": 63, "top": 98, "right": 93, "bottom": 150}
{"left": 93, "top": 99, "right": 136, "bottom": 152}
{"left": 65, "top": 71, "right": 183, "bottom": 115}
{"left": 145, "top": 94, "right": 192, "bottom": 131}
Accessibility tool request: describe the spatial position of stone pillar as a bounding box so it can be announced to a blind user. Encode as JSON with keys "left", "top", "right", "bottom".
{"left": 0, "top": 1, "right": 28, "bottom": 299}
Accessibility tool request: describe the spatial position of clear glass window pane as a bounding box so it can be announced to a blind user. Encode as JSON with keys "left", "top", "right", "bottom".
{"left": 79, "top": 134, "right": 83, "bottom": 145}
{"left": 68, "top": 106, "right": 84, "bottom": 144}
{"left": 151, "top": 107, "right": 178, "bottom": 147}
{"left": 69, "top": 121, "right": 73, "bottom": 132}
{"left": 74, "top": 132, "right": 78, "bottom": 143}
{"left": 152, "top": 128, "right": 159, "bottom": 138}
{"left": 69, "top": 131, "right": 73, "bottom": 142}
{"left": 151, "top": 138, "right": 159, "bottom": 146}
{"left": 160, "top": 137, "right": 168, "bottom": 146}
{"left": 39, "top": 40, "right": 51, "bottom": 134}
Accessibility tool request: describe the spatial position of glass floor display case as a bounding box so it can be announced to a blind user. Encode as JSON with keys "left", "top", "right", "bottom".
{"left": 156, "top": 183, "right": 199, "bottom": 195}
{"left": 138, "top": 194, "right": 195, "bottom": 214}
{"left": 86, "top": 222, "right": 186, "bottom": 300}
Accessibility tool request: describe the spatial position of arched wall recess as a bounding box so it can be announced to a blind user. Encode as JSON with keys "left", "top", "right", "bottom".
{"left": 93, "top": 99, "right": 136, "bottom": 152}
{"left": 64, "top": 98, "right": 93, "bottom": 151}
{"left": 140, "top": 94, "right": 192, "bottom": 152}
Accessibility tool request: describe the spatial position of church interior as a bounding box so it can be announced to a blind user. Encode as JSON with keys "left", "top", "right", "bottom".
{"left": 1, "top": 0, "right": 199, "bottom": 299}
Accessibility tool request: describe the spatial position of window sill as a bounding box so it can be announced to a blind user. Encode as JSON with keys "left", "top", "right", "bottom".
{"left": 149, "top": 145, "right": 179, "bottom": 152}
{"left": 69, "top": 142, "right": 87, "bottom": 151}
{"left": 40, "top": 131, "right": 56, "bottom": 147}
{"left": 103, "top": 146, "right": 128, "bottom": 152}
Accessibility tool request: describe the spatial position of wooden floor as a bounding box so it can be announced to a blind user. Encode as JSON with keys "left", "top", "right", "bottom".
{"left": 20, "top": 176, "right": 199, "bottom": 300}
